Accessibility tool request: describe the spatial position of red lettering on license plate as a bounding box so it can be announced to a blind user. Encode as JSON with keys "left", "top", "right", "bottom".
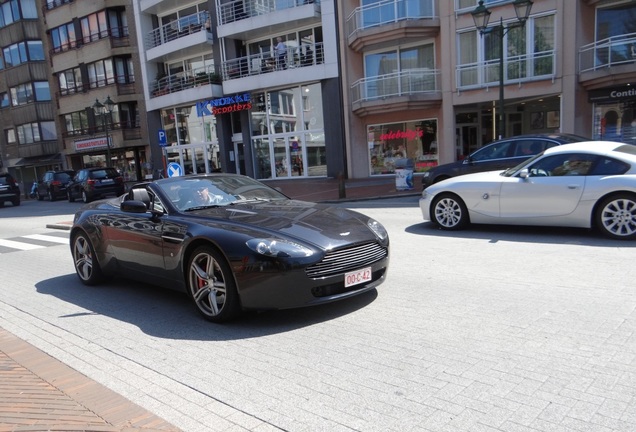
{"left": 344, "top": 267, "right": 372, "bottom": 288}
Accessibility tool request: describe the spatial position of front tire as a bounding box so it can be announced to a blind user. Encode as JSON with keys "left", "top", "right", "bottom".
{"left": 595, "top": 194, "right": 636, "bottom": 240}
{"left": 68, "top": 190, "right": 75, "bottom": 202}
{"left": 71, "top": 232, "right": 104, "bottom": 285}
{"left": 186, "top": 246, "right": 240, "bottom": 323}
{"left": 431, "top": 193, "right": 469, "bottom": 230}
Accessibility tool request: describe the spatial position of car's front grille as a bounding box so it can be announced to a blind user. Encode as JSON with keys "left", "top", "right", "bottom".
{"left": 305, "top": 242, "right": 387, "bottom": 279}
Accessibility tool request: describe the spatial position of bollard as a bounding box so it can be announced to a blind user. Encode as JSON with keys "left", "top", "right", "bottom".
{"left": 338, "top": 172, "right": 346, "bottom": 199}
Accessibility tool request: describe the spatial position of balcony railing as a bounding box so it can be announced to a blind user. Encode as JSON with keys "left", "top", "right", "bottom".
{"left": 50, "top": 26, "right": 129, "bottom": 55}
{"left": 456, "top": 50, "right": 555, "bottom": 89}
{"left": 347, "top": 0, "right": 436, "bottom": 37}
{"left": 579, "top": 32, "right": 636, "bottom": 73}
{"left": 145, "top": 11, "right": 210, "bottom": 50}
{"left": 217, "top": 0, "right": 319, "bottom": 26}
{"left": 221, "top": 42, "right": 324, "bottom": 81}
{"left": 151, "top": 65, "right": 221, "bottom": 98}
{"left": 351, "top": 69, "right": 440, "bottom": 104}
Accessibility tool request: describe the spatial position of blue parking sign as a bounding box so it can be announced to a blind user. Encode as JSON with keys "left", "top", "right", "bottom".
{"left": 158, "top": 129, "right": 167, "bottom": 147}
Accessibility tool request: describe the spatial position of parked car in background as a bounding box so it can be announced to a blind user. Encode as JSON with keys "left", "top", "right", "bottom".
{"left": 420, "top": 141, "right": 636, "bottom": 239}
{"left": 421, "top": 133, "right": 589, "bottom": 189}
{"left": 69, "top": 174, "right": 390, "bottom": 322}
{"left": 67, "top": 167, "right": 125, "bottom": 203}
{"left": 0, "top": 173, "right": 20, "bottom": 207}
{"left": 36, "top": 170, "right": 75, "bottom": 201}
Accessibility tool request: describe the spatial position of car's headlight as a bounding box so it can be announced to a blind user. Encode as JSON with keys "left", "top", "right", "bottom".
{"left": 246, "top": 238, "right": 313, "bottom": 258}
{"left": 367, "top": 218, "right": 388, "bottom": 242}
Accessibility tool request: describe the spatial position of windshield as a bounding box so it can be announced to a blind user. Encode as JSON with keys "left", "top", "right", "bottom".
{"left": 157, "top": 175, "right": 288, "bottom": 211}
{"left": 501, "top": 152, "right": 545, "bottom": 177}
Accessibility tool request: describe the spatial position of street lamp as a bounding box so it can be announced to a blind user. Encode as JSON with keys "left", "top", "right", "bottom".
{"left": 472, "top": 0, "right": 533, "bottom": 139}
{"left": 92, "top": 96, "right": 115, "bottom": 167}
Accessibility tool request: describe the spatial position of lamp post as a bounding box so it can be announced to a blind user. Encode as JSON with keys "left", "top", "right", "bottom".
{"left": 472, "top": 0, "right": 533, "bottom": 139}
{"left": 92, "top": 96, "right": 115, "bottom": 167}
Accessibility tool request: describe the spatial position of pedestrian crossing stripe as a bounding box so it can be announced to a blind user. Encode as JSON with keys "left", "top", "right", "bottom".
{"left": 22, "top": 234, "right": 69, "bottom": 244}
{"left": 0, "top": 233, "right": 69, "bottom": 254}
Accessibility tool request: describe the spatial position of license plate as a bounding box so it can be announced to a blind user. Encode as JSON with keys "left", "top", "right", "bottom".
{"left": 344, "top": 267, "right": 372, "bottom": 288}
{"left": 101, "top": 179, "right": 113, "bottom": 184}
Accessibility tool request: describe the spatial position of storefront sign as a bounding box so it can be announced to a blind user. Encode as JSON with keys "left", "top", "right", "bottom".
{"left": 379, "top": 128, "right": 423, "bottom": 141}
{"left": 74, "top": 137, "right": 109, "bottom": 152}
{"left": 196, "top": 93, "right": 252, "bottom": 116}
{"left": 589, "top": 86, "right": 636, "bottom": 103}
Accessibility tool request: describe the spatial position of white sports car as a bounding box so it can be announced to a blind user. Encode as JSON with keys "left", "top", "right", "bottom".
{"left": 420, "top": 141, "right": 636, "bottom": 239}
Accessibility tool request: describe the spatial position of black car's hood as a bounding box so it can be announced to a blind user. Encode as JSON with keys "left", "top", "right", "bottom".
{"left": 184, "top": 199, "right": 381, "bottom": 249}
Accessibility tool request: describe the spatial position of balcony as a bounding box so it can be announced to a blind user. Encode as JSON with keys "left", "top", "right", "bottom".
{"left": 151, "top": 65, "right": 221, "bottom": 98}
{"left": 579, "top": 32, "right": 636, "bottom": 89}
{"left": 145, "top": 12, "right": 213, "bottom": 62}
{"left": 346, "top": 0, "right": 438, "bottom": 51}
{"left": 17, "top": 141, "right": 59, "bottom": 158}
{"left": 222, "top": 42, "right": 324, "bottom": 81}
{"left": 218, "top": 0, "right": 318, "bottom": 25}
{"left": 216, "top": 0, "right": 320, "bottom": 39}
{"left": 456, "top": 50, "right": 555, "bottom": 90}
{"left": 351, "top": 69, "right": 441, "bottom": 116}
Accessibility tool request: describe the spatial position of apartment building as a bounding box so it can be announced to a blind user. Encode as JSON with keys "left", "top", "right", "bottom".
{"left": 0, "top": 0, "right": 58, "bottom": 188}
{"left": 339, "top": 0, "right": 636, "bottom": 179}
{"left": 133, "top": 0, "right": 344, "bottom": 180}
{"left": 43, "top": 0, "right": 150, "bottom": 185}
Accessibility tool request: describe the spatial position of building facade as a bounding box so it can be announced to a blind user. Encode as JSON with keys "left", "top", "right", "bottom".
{"left": 0, "top": 0, "right": 58, "bottom": 190}
{"left": 43, "top": 0, "right": 150, "bottom": 186}
{"left": 134, "top": 0, "right": 345, "bottom": 181}
{"left": 339, "top": 0, "right": 636, "bottom": 179}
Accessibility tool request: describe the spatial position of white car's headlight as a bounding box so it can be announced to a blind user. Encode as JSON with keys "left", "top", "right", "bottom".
{"left": 246, "top": 238, "right": 314, "bottom": 258}
{"left": 367, "top": 218, "right": 388, "bottom": 242}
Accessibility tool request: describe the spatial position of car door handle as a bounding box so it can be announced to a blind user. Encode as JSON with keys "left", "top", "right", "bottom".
{"left": 567, "top": 184, "right": 579, "bottom": 189}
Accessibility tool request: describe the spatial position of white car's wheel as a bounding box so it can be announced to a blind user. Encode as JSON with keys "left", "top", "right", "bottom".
{"left": 596, "top": 194, "right": 636, "bottom": 240}
{"left": 431, "top": 193, "right": 469, "bottom": 230}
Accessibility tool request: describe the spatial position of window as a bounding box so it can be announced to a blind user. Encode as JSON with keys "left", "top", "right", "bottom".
{"left": 34, "top": 82, "right": 51, "bottom": 101}
{"left": 80, "top": 11, "right": 108, "bottom": 43}
{"left": 17, "top": 122, "right": 41, "bottom": 144}
{"left": 457, "top": 14, "right": 555, "bottom": 88}
{"left": 10, "top": 83, "right": 33, "bottom": 106}
{"left": 59, "top": 67, "right": 84, "bottom": 95}
{"left": 363, "top": 43, "right": 435, "bottom": 99}
{"left": 88, "top": 59, "right": 115, "bottom": 87}
{"left": 0, "top": 92, "right": 8, "bottom": 108}
{"left": 3, "top": 41, "right": 45, "bottom": 67}
{"left": 5, "top": 128, "right": 16, "bottom": 144}
{"left": 64, "top": 111, "right": 89, "bottom": 136}
{"left": 51, "top": 23, "right": 77, "bottom": 53}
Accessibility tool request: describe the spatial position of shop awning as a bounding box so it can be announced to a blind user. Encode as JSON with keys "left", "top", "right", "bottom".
{"left": 13, "top": 153, "right": 62, "bottom": 167}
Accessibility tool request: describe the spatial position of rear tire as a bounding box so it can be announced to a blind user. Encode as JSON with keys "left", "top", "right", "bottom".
{"left": 68, "top": 190, "right": 75, "bottom": 202}
{"left": 48, "top": 189, "right": 56, "bottom": 202}
{"left": 595, "top": 194, "right": 636, "bottom": 240}
{"left": 431, "top": 193, "right": 469, "bottom": 230}
{"left": 82, "top": 190, "right": 90, "bottom": 203}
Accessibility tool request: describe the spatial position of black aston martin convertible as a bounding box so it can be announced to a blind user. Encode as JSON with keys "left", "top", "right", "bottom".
{"left": 70, "top": 174, "right": 390, "bottom": 322}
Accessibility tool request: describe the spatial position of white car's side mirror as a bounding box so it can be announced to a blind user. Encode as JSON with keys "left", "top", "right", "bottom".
{"left": 519, "top": 169, "right": 530, "bottom": 179}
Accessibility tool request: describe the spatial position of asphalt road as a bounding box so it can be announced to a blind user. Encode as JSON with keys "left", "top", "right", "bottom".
{"left": 1, "top": 197, "right": 635, "bottom": 431}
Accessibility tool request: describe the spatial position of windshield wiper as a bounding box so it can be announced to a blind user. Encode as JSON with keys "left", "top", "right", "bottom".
{"left": 183, "top": 204, "right": 223, "bottom": 211}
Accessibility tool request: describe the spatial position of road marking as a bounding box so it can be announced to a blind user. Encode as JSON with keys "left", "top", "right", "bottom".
{"left": 22, "top": 234, "right": 69, "bottom": 244}
{"left": 0, "top": 239, "right": 44, "bottom": 250}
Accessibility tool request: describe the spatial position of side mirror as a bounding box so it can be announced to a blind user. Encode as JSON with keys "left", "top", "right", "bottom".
{"left": 121, "top": 200, "right": 148, "bottom": 213}
{"left": 519, "top": 168, "right": 530, "bottom": 179}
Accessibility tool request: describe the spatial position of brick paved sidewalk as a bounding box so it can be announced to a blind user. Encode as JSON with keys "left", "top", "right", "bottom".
{"left": 0, "top": 328, "right": 180, "bottom": 432}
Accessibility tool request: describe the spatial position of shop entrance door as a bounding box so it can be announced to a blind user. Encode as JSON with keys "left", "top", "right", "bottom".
{"left": 272, "top": 135, "right": 304, "bottom": 178}
{"left": 455, "top": 125, "right": 477, "bottom": 159}
{"left": 232, "top": 140, "right": 245, "bottom": 175}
